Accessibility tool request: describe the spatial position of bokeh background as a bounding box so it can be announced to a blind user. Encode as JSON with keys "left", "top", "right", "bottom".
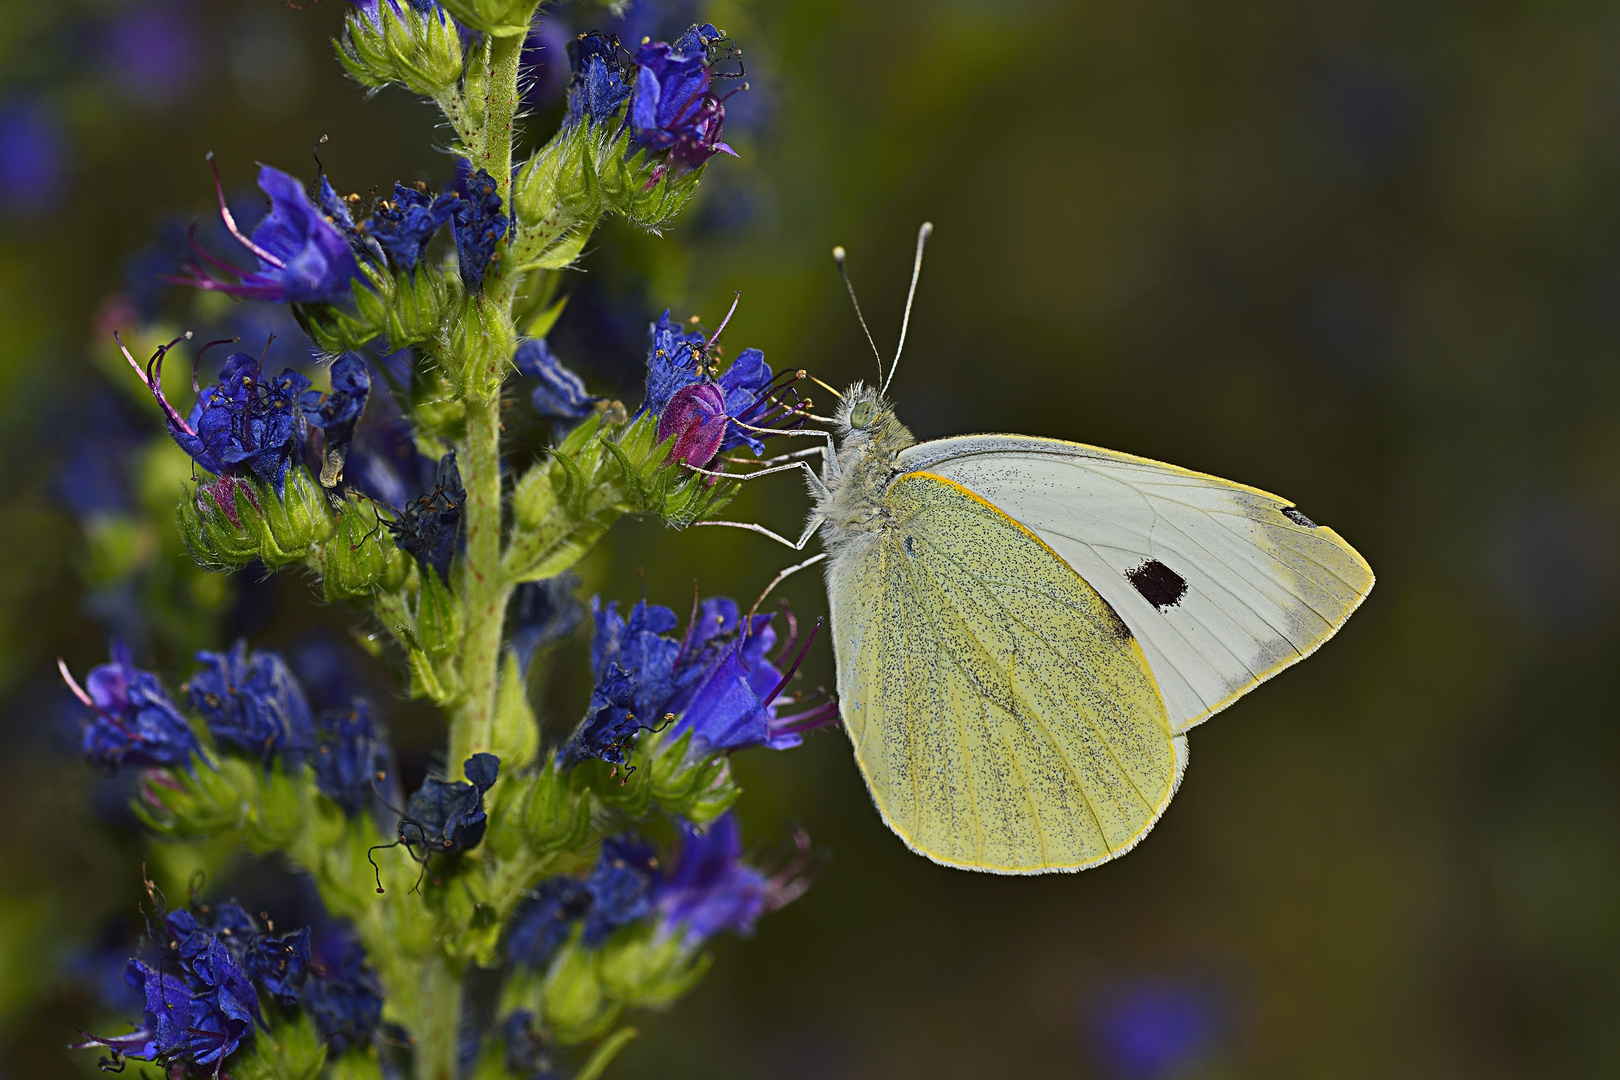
{"left": 4, "top": 0, "right": 1618, "bottom": 1076}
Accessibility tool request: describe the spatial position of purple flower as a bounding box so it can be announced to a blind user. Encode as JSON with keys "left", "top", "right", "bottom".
{"left": 402, "top": 753, "right": 500, "bottom": 855}
{"left": 243, "top": 927, "right": 311, "bottom": 1007}
{"left": 565, "top": 32, "right": 633, "bottom": 126}
{"left": 629, "top": 24, "right": 737, "bottom": 171}
{"left": 364, "top": 181, "right": 459, "bottom": 272}
{"left": 0, "top": 98, "right": 68, "bottom": 221}
{"left": 384, "top": 450, "right": 464, "bottom": 583}
{"left": 583, "top": 833, "right": 659, "bottom": 944}
{"left": 349, "top": 0, "right": 447, "bottom": 28}
{"left": 638, "top": 308, "right": 799, "bottom": 464}
{"left": 120, "top": 335, "right": 312, "bottom": 495}
{"left": 451, "top": 167, "right": 509, "bottom": 290}
{"left": 100, "top": 2, "right": 204, "bottom": 110}
{"left": 60, "top": 642, "right": 198, "bottom": 772}
{"left": 301, "top": 354, "right": 372, "bottom": 486}
{"left": 655, "top": 813, "right": 811, "bottom": 947}
{"left": 665, "top": 598, "right": 840, "bottom": 752}
{"left": 187, "top": 641, "right": 314, "bottom": 765}
{"left": 514, "top": 338, "right": 600, "bottom": 421}
{"left": 179, "top": 161, "right": 364, "bottom": 306}
{"left": 312, "top": 699, "right": 388, "bottom": 815}
{"left": 1086, "top": 979, "right": 1222, "bottom": 1079}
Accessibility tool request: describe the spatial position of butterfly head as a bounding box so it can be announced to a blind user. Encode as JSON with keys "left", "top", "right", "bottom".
{"left": 832, "top": 381, "right": 914, "bottom": 456}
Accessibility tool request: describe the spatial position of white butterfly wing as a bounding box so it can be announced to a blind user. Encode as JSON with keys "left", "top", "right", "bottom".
{"left": 895, "top": 435, "right": 1375, "bottom": 734}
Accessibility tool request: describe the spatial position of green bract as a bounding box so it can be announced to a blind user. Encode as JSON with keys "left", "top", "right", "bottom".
{"left": 437, "top": 0, "right": 540, "bottom": 37}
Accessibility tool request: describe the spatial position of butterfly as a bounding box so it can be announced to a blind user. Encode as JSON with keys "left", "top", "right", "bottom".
{"left": 706, "top": 224, "right": 1374, "bottom": 875}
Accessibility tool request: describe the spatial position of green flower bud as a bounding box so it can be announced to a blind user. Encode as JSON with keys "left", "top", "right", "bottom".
{"left": 597, "top": 923, "right": 709, "bottom": 1009}
{"left": 595, "top": 131, "right": 706, "bottom": 233}
{"left": 178, "top": 477, "right": 263, "bottom": 572}
{"left": 133, "top": 755, "right": 245, "bottom": 838}
{"left": 258, "top": 468, "right": 338, "bottom": 568}
{"left": 336, "top": 1, "right": 465, "bottom": 95}
{"left": 509, "top": 125, "right": 603, "bottom": 272}
{"left": 245, "top": 760, "right": 305, "bottom": 852}
{"left": 542, "top": 932, "right": 621, "bottom": 1045}
{"left": 323, "top": 496, "right": 410, "bottom": 601}
{"left": 518, "top": 753, "right": 592, "bottom": 855}
{"left": 437, "top": 0, "right": 539, "bottom": 37}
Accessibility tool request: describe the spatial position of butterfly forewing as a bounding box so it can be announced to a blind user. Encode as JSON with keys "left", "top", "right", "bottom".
{"left": 896, "top": 436, "right": 1376, "bottom": 734}
{"left": 828, "top": 472, "right": 1185, "bottom": 874}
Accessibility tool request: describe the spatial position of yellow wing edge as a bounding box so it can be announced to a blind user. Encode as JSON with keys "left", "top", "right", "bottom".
{"left": 845, "top": 471, "right": 1189, "bottom": 875}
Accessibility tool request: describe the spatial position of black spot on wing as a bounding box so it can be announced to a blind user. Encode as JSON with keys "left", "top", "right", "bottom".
{"left": 1126, "top": 559, "right": 1188, "bottom": 611}
{"left": 1281, "top": 506, "right": 1317, "bottom": 528}
{"left": 904, "top": 535, "right": 916, "bottom": 556}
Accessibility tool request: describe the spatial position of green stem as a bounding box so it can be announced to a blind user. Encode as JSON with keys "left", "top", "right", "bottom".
{"left": 448, "top": 25, "right": 525, "bottom": 769}
{"left": 451, "top": 394, "right": 508, "bottom": 766}
{"left": 414, "top": 954, "right": 464, "bottom": 1080}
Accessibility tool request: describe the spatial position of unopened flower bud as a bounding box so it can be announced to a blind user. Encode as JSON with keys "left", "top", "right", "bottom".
{"left": 337, "top": 0, "right": 465, "bottom": 95}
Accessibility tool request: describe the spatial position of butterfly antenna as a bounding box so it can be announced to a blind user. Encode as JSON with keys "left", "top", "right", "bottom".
{"left": 832, "top": 244, "right": 885, "bottom": 385}
{"left": 881, "top": 221, "right": 933, "bottom": 397}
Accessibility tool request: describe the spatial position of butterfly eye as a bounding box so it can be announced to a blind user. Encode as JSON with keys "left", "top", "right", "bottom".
{"left": 849, "top": 400, "right": 878, "bottom": 429}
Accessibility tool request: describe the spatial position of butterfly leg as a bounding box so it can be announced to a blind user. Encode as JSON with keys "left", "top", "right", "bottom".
{"left": 719, "top": 445, "right": 826, "bottom": 468}
{"left": 684, "top": 459, "right": 829, "bottom": 498}
{"left": 746, "top": 550, "right": 829, "bottom": 623}
{"left": 692, "top": 514, "right": 824, "bottom": 551}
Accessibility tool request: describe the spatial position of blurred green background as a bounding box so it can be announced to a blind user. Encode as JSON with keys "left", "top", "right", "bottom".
{"left": 5, "top": 0, "right": 1619, "bottom": 1076}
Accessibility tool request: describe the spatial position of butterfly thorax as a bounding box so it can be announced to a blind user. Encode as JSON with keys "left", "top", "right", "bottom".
{"left": 813, "top": 382, "right": 916, "bottom": 554}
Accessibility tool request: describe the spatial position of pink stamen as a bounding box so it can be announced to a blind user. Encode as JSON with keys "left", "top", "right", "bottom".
{"left": 116, "top": 331, "right": 195, "bottom": 435}
{"left": 707, "top": 291, "right": 742, "bottom": 352}
{"left": 760, "top": 617, "right": 822, "bottom": 708}
{"left": 208, "top": 153, "right": 286, "bottom": 269}
{"left": 58, "top": 658, "right": 95, "bottom": 708}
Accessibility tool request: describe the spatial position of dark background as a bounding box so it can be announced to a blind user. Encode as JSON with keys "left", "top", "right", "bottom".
{"left": 4, "top": 0, "right": 1619, "bottom": 1077}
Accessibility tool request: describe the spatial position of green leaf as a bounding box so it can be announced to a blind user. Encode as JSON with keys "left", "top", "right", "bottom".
{"left": 230, "top": 1008, "right": 327, "bottom": 1080}
{"left": 574, "top": 1027, "right": 639, "bottom": 1080}
{"left": 491, "top": 650, "right": 539, "bottom": 773}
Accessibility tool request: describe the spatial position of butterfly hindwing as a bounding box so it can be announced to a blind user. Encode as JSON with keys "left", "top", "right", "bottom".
{"left": 826, "top": 471, "right": 1186, "bottom": 874}
{"left": 896, "top": 436, "right": 1376, "bottom": 734}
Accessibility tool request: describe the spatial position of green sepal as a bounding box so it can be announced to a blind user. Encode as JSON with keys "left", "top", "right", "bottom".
{"left": 644, "top": 729, "right": 741, "bottom": 829}
{"left": 292, "top": 271, "right": 391, "bottom": 355}
{"left": 415, "top": 568, "right": 461, "bottom": 657}
{"left": 542, "top": 930, "right": 622, "bottom": 1045}
{"left": 323, "top": 1046, "right": 386, "bottom": 1080}
{"left": 257, "top": 468, "right": 337, "bottom": 568}
{"left": 491, "top": 649, "right": 540, "bottom": 772}
{"left": 335, "top": 0, "right": 464, "bottom": 95}
{"left": 510, "top": 124, "right": 604, "bottom": 273}
{"left": 518, "top": 752, "right": 594, "bottom": 856}
{"left": 321, "top": 496, "right": 409, "bottom": 602}
{"left": 178, "top": 470, "right": 335, "bottom": 573}
{"left": 228, "top": 1007, "right": 327, "bottom": 1080}
{"left": 437, "top": 0, "right": 539, "bottom": 37}
{"left": 593, "top": 127, "right": 708, "bottom": 233}
{"left": 434, "top": 862, "right": 502, "bottom": 965}
{"left": 132, "top": 753, "right": 246, "bottom": 838}
{"left": 598, "top": 923, "right": 710, "bottom": 1009}
{"left": 574, "top": 1027, "right": 639, "bottom": 1080}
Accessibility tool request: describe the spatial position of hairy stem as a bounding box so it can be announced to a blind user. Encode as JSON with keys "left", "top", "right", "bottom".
{"left": 414, "top": 954, "right": 464, "bottom": 1080}
{"left": 448, "top": 24, "right": 525, "bottom": 770}
{"left": 451, "top": 393, "right": 508, "bottom": 766}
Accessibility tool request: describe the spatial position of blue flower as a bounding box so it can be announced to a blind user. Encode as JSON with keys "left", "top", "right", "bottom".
{"left": 636, "top": 309, "right": 708, "bottom": 418}
{"left": 187, "top": 641, "right": 315, "bottom": 765}
{"left": 301, "top": 354, "right": 372, "bottom": 486}
{"left": 364, "top": 181, "right": 459, "bottom": 272}
{"left": 506, "top": 876, "right": 591, "bottom": 970}
{"left": 558, "top": 597, "right": 685, "bottom": 770}
{"left": 583, "top": 834, "right": 660, "bottom": 944}
{"left": 303, "top": 930, "right": 383, "bottom": 1057}
{"left": 345, "top": 372, "right": 442, "bottom": 509}
{"left": 513, "top": 338, "right": 600, "bottom": 421}
{"left": 313, "top": 699, "right": 388, "bottom": 815}
{"left": 385, "top": 449, "right": 464, "bottom": 583}
{"left": 629, "top": 24, "right": 737, "bottom": 172}
{"left": 452, "top": 167, "right": 509, "bottom": 290}
{"left": 121, "top": 336, "right": 313, "bottom": 496}
{"left": 510, "top": 574, "right": 586, "bottom": 678}
{"left": 498, "top": 1011, "right": 556, "bottom": 1079}
{"left": 61, "top": 641, "right": 198, "bottom": 771}
{"left": 243, "top": 928, "right": 311, "bottom": 1007}
{"left": 665, "top": 598, "right": 839, "bottom": 752}
{"left": 565, "top": 32, "right": 632, "bottom": 126}
{"left": 349, "top": 0, "right": 447, "bottom": 28}
{"left": 180, "top": 162, "right": 365, "bottom": 306}
{"left": 402, "top": 752, "right": 500, "bottom": 855}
